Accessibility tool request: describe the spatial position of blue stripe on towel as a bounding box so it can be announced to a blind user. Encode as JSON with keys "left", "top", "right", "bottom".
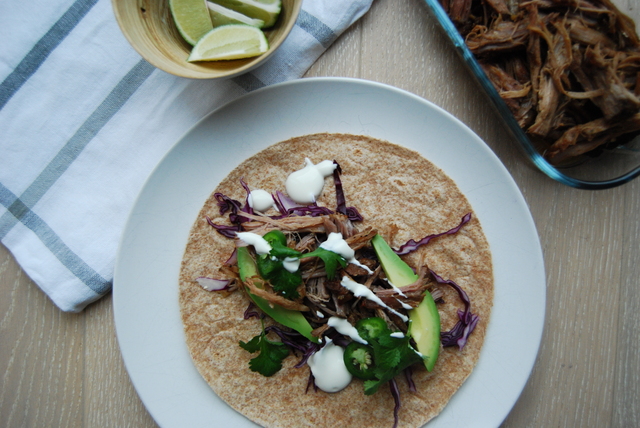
{"left": 0, "top": 0, "right": 99, "bottom": 111}
{"left": 232, "top": 73, "right": 267, "bottom": 92}
{"left": 0, "top": 182, "right": 111, "bottom": 295}
{"left": 297, "top": 10, "right": 337, "bottom": 49}
{"left": 0, "top": 59, "right": 155, "bottom": 294}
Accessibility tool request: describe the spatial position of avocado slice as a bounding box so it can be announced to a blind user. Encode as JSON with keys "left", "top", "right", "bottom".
{"left": 236, "top": 247, "right": 318, "bottom": 343}
{"left": 371, "top": 234, "right": 440, "bottom": 371}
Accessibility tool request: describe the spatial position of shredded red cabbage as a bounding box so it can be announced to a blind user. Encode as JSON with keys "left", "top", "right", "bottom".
{"left": 195, "top": 276, "right": 231, "bottom": 291}
{"left": 345, "top": 206, "right": 363, "bottom": 222}
{"left": 324, "top": 329, "right": 351, "bottom": 348}
{"left": 394, "top": 213, "right": 472, "bottom": 255}
{"left": 430, "top": 269, "right": 479, "bottom": 350}
{"left": 205, "top": 215, "right": 241, "bottom": 238}
{"left": 442, "top": 310, "right": 480, "bottom": 349}
{"left": 214, "top": 181, "right": 254, "bottom": 227}
{"left": 305, "top": 372, "right": 318, "bottom": 393}
{"left": 240, "top": 178, "right": 255, "bottom": 216}
{"left": 214, "top": 193, "right": 242, "bottom": 218}
{"left": 244, "top": 302, "right": 261, "bottom": 320}
{"left": 224, "top": 248, "right": 238, "bottom": 266}
{"left": 273, "top": 191, "right": 333, "bottom": 217}
{"left": 404, "top": 366, "right": 417, "bottom": 393}
{"left": 332, "top": 161, "right": 363, "bottom": 222}
{"left": 389, "top": 378, "right": 401, "bottom": 428}
{"left": 265, "top": 325, "right": 321, "bottom": 368}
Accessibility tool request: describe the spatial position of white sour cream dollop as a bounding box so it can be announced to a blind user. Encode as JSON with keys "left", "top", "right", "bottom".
{"left": 285, "top": 158, "right": 336, "bottom": 204}
{"left": 236, "top": 232, "right": 272, "bottom": 255}
{"left": 248, "top": 189, "right": 275, "bottom": 212}
{"left": 307, "top": 339, "right": 352, "bottom": 393}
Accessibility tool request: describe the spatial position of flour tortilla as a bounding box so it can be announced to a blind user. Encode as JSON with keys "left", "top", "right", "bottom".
{"left": 179, "top": 133, "right": 493, "bottom": 428}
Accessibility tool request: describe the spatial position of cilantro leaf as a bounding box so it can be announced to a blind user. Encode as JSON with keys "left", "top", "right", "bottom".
{"left": 239, "top": 330, "right": 290, "bottom": 377}
{"left": 358, "top": 329, "right": 424, "bottom": 396}
{"left": 252, "top": 230, "right": 348, "bottom": 298}
{"left": 261, "top": 230, "right": 301, "bottom": 258}
{"left": 256, "top": 254, "right": 302, "bottom": 299}
{"left": 377, "top": 345, "right": 402, "bottom": 370}
{"left": 269, "top": 241, "right": 301, "bottom": 259}
{"left": 238, "top": 333, "right": 262, "bottom": 353}
{"left": 300, "top": 247, "right": 347, "bottom": 279}
{"left": 363, "top": 379, "right": 382, "bottom": 395}
{"left": 267, "top": 265, "right": 303, "bottom": 298}
{"left": 255, "top": 230, "right": 303, "bottom": 299}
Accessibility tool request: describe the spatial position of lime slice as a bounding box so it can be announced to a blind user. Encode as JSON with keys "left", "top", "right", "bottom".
{"left": 207, "top": 2, "right": 265, "bottom": 28}
{"left": 209, "top": 0, "right": 282, "bottom": 28}
{"left": 170, "top": 0, "right": 214, "bottom": 46}
{"left": 187, "top": 24, "right": 269, "bottom": 61}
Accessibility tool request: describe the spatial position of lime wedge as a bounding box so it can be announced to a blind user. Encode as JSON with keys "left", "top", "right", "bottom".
{"left": 209, "top": 0, "right": 282, "bottom": 28}
{"left": 207, "top": 2, "right": 265, "bottom": 28}
{"left": 170, "top": 0, "right": 214, "bottom": 46}
{"left": 187, "top": 24, "right": 269, "bottom": 61}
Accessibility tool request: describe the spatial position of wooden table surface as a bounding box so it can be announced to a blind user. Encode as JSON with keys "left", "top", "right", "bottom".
{"left": 2, "top": 0, "right": 639, "bottom": 426}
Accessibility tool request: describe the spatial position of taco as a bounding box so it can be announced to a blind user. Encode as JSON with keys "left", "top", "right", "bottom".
{"left": 179, "top": 133, "right": 493, "bottom": 428}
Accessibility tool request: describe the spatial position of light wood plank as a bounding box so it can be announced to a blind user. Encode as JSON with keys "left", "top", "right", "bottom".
{"left": 504, "top": 187, "right": 627, "bottom": 426}
{"left": 0, "top": 245, "right": 84, "bottom": 428}
{"left": 612, "top": 2, "right": 640, "bottom": 424}
{"left": 305, "top": 13, "right": 362, "bottom": 78}
{"left": 83, "top": 294, "right": 156, "bottom": 428}
{"left": 613, "top": 177, "right": 640, "bottom": 426}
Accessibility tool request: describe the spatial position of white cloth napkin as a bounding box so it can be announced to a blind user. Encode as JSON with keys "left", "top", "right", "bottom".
{"left": 0, "top": 0, "right": 373, "bottom": 312}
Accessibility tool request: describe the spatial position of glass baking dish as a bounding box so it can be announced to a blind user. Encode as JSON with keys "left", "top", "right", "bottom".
{"left": 422, "top": 0, "right": 640, "bottom": 189}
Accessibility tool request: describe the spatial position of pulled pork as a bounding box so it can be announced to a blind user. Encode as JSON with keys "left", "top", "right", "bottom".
{"left": 236, "top": 214, "right": 435, "bottom": 333}
{"left": 441, "top": 0, "right": 640, "bottom": 164}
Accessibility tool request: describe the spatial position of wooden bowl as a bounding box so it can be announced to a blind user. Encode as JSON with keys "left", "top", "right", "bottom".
{"left": 112, "top": 0, "right": 302, "bottom": 79}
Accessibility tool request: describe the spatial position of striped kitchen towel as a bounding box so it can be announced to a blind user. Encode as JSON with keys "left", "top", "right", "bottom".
{"left": 0, "top": 0, "right": 373, "bottom": 312}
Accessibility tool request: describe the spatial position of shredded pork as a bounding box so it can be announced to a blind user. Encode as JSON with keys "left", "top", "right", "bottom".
{"left": 442, "top": 0, "right": 640, "bottom": 164}
{"left": 244, "top": 276, "right": 311, "bottom": 312}
{"left": 236, "top": 214, "right": 434, "bottom": 333}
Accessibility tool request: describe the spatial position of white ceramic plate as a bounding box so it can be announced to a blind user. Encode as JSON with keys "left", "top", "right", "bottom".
{"left": 114, "top": 77, "right": 545, "bottom": 428}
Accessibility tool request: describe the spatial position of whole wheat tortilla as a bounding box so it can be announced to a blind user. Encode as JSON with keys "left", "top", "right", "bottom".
{"left": 179, "top": 133, "right": 493, "bottom": 428}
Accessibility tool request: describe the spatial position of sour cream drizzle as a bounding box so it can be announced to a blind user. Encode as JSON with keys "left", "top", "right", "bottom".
{"left": 247, "top": 189, "right": 275, "bottom": 212}
{"left": 340, "top": 276, "right": 409, "bottom": 322}
{"left": 385, "top": 279, "right": 407, "bottom": 297}
{"left": 395, "top": 298, "right": 413, "bottom": 310}
{"left": 236, "top": 232, "right": 271, "bottom": 255}
{"left": 285, "top": 158, "right": 336, "bottom": 204}
{"left": 328, "top": 316, "right": 367, "bottom": 344}
{"left": 320, "top": 233, "right": 374, "bottom": 274}
{"left": 307, "top": 339, "right": 352, "bottom": 393}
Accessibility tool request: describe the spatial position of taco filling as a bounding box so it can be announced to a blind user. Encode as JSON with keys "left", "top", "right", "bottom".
{"left": 179, "top": 133, "right": 493, "bottom": 428}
